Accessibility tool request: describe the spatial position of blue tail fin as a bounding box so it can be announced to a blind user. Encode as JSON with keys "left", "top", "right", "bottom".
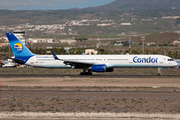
{"left": 6, "top": 33, "right": 34, "bottom": 57}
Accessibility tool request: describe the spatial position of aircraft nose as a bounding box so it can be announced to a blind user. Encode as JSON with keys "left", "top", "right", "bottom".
{"left": 174, "top": 61, "right": 178, "bottom": 66}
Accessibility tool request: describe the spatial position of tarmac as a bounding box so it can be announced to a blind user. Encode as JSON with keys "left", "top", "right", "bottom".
{"left": 1, "top": 76, "right": 180, "bottom": 120}
{"left": 0, "top": 74, "right": 180, "bottom": 78}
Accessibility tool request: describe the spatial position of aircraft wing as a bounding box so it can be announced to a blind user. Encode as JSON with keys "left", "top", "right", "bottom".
{"left": 9, "top": 58, "right": 25, "bottom": 64}
{"left": 63, "top": 60, "right": 93, "bottom": 67}
{"left": 51, "top": 51, "right": 94, "bottom": 68}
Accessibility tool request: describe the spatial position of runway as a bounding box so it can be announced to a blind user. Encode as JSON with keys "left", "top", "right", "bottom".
{"left": 1, "top": 89, "right": 180, "bottom": 115}
{"left": 1, "top": 90, "right": 180, "bottom": 94}
{"left": 0, "top": 74, "right": 180, "bottom": 78}
{"left": 1, "top": 75, "right": 180, "bottom": 119}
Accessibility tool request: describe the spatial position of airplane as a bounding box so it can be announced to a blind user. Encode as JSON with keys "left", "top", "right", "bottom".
{"left": 6, "top": 33, "right": 178, "bottom": 75}
{"left": 0, "top": 58, "right": 16, "bottom": 68}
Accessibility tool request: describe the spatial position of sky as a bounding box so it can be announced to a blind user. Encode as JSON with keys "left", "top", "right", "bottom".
{"left": 0, "top": 0, "right": 115, "bottom": 10}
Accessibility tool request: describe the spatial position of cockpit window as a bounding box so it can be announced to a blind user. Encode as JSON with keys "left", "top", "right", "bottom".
{"left": 168, "top": 59, "right": 174, "bottom": 61}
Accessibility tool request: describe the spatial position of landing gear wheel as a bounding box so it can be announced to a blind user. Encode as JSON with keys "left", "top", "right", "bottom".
{"left": 80, "top": 72, "right": 92, "bottom": 75}
{"left": 88, "top": 72, "right": 92, "bottom": 75}
{"left": 157, "top": 73, "right": 160, "bottom": 76}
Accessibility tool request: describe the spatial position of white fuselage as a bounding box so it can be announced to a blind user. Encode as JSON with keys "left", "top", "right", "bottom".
{"left": 25, "top": 54, "right": 178, "bottom": 68}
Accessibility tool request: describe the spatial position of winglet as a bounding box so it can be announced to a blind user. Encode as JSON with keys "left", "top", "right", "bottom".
{"left": 51, "top": 51, "right": 61, "bottom": 60}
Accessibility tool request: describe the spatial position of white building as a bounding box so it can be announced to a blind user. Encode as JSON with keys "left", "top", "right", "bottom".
{"left": 32, "top": 40, "right": 38, "bottom": 43}
{"left": 47, "top": 39, "right": 54, "bottom": 43}
{"left": 60, "top": 39, "right": 76, "bottom": 45}
{"left": 121, "top": 23, "right": 132, "bottom": 26}
{"left": 84, "top": 49, "right": 98, "bottom": 55}
{"left": 173, "top": 40, "right": 180, "bottom": 44}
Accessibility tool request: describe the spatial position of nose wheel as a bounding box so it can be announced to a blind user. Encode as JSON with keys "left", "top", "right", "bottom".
{"left": 157, "top": 73, "right": 160, "bottom": 76}
{"left": 157, "top": 68, "right": 162, "bottom": 76}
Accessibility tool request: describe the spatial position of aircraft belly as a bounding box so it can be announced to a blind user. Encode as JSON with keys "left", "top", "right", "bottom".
{"left": 33, "top": 64, "right": 71, "bottom": 68}
{"left": 26, "top": 61, "right": 71, "bottom": 68}
{"left": 111, "top": 63, "right": 165, "bottom": 68}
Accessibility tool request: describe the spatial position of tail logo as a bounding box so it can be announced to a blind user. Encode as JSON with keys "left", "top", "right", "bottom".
{"left": 13, "top": 43, "right": 23, "bottom": 54}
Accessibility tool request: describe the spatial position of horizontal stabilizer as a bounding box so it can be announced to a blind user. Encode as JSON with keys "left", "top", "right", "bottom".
{"left": 9, "top": 58, "right": 25, "bottom": 64}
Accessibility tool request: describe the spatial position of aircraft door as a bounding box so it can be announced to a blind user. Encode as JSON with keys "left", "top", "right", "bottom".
{"left": 129, "top": 57, "right": 133, "bottom": 64}
{"left": 159, "top": 58, "right": 163, "bottom": 64}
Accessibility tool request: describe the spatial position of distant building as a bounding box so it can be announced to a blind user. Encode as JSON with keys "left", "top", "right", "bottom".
{"left": 121, "top": 23, "right": 132, "bottom": 26}
{"left": 47, "top": 39, "right": 54, "bottom": 43}
{"left": 173, "top": 40, "right": 180, "bottom": 44}
{"left": 32, "top": 40, "right": 38, "bottom": 43}
{"left": 28, "top": 38, "right": 39, "bottom": 43}
{"left": 3, "top": 37, "right": 8, "bottom": 42}
{"left": 60, "top": 39, "right": 76, "bottom": 45}
{"left": 0, "top": 43, "right": 8, "bottom": 47}
{"left": 46, "top": 51, "right": 51, "bottom": 54}
{"left": 97, "top": 23, "right": 111, "bottom": 26}
{"left": 46, "top": 47, "right": 53, "bottom": 49}
{"left": 147, "top": 42, "right": 156, "bottom": 46}
{"left": 141, "top": 19, "right": 152, "bottom": 21}
{"left": 114, "top": 43, "right": 123, "bottom": 46}
{"left": 84, "top": 49, "right": 98, "bottom": 55}
{"left": 162, "top": 16, "right": 180, "bottom": 19}
{"left": 37, "top": 39, "right": 42, "bottom": 43}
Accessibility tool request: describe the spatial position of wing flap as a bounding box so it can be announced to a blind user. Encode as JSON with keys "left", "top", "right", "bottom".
{"left": 51, "top": 51, "right": 94, "bottom": 67}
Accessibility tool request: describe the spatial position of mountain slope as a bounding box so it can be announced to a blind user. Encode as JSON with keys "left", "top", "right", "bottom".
{"left": 99, "top": 0, "right": 180, "bottom": 11}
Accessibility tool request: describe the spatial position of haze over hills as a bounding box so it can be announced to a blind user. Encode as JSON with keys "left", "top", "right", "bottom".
{"left": 1, "top": 0, "right": 180, "bottom": 35}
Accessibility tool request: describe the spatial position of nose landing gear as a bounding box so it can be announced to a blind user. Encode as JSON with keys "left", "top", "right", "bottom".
{"left": 157, "top": 68, "right": 162, "bottom": 76}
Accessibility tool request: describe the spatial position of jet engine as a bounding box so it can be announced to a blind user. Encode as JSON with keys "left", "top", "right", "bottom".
{"left": 91, "top": 64, "right": 113, "bottom": 72}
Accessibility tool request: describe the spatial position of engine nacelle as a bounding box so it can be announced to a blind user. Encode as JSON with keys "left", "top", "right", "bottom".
{"left": 91, "top": 64, "right": 114, "bottom": 72}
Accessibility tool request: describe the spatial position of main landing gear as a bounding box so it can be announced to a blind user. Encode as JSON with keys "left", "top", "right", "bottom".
{"left": 157, "top": 68, "right": 162, "bottom": 76}
{"left": 80, "top": 68, "right": 92, "bottom": 75}
{"left": 80, "top": 72, "right": 92, "bottom": 75}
